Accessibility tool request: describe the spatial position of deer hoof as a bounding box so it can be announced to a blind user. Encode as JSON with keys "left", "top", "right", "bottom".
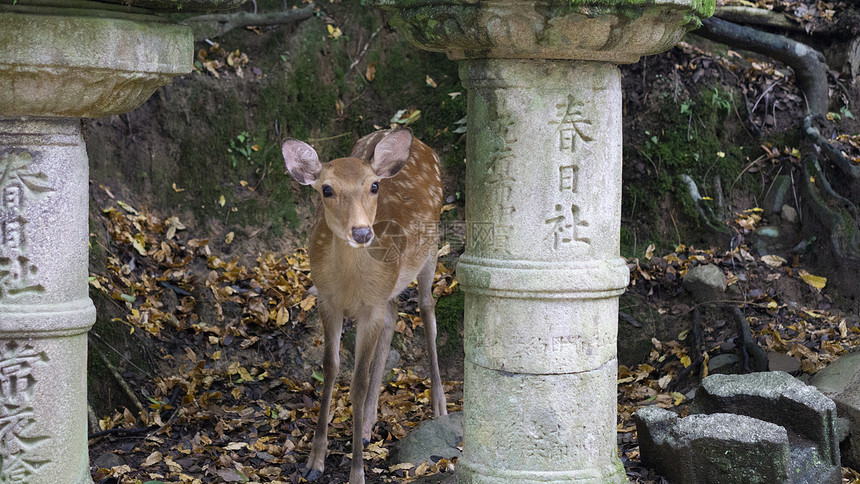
{"left": 302, "top": 467, "right": 323, "bottom": 481}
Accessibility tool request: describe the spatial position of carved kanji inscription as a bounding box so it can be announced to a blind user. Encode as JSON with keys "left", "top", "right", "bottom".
{"left": 0, "top": 342, "right": 50, "bottom": 480}
{"left": 0, "top": 151, "right": 54, "bottom": 300}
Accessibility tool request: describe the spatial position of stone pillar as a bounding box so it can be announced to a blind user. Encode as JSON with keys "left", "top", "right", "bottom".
{"left": 0, "top": 1, "right": 234, "bottom": 481}
{"left": 372, "top": 2, "right": 714, "bottom": 483}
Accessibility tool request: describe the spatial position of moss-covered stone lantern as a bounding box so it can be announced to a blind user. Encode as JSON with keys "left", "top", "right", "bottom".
{"left": 0, "top": 1, "right": 241, "bottom": 482}
{"left": 371, "top": 1, "right": 715, "bottom": 482}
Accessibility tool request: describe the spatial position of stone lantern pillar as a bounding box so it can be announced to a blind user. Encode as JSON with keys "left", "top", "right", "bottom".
{"left": 0, "top": 1, "right": 238, "bottom": 482}
{"left": 372, "top": 2, "right": 714, "bottom": 482}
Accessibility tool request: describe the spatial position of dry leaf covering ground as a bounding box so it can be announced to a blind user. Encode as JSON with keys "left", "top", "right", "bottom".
{"left": 88, "top": 193, "right": 860, "bottom": 483}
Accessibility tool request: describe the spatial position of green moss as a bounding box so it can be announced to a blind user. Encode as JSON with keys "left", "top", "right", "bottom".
{"left": 623, "top": 84, "right": 752, "bottom": 249}
{"left": 435, "top": 288, "right": 464, "bottom": 356}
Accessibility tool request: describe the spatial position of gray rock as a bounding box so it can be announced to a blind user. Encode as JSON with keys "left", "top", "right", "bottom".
{"left": 682, "top": 264, "right": 727, "bottom": 304}
{"left": 636, "top": 406, "right": 790, "bottom": 484}
{"left": 764, "top": 175, "right": 791, "bottom": 215}
{"left": 708, "top": 353, "right": 740, "bottom": 374}
{"left": 637, "top": 372, "right": 841, "bottom": 483}
{"left": 692, "top": 372, "right": 841, "bottom": 483}
{"left": 393, "top": 411, "right": 463, "bottom": 467}
{"left": 810, "top": 351, "right": 860, "bottom": 468}
{"left": 758, "top": 226, "right": 780, "bottom": 238}
{"left": 767, "top": 351, "right": 801, "bottom": 374}
{"left": 93, "top": 452, "right": 127, "bottom": 469}
{"left": 781, "top": 204, "right": 798, "bottom": 224}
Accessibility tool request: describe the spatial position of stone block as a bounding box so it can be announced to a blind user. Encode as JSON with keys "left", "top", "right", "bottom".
{"left": 637, "top": 372, "right": 841, "bottom": 483}
{"left": 635, "top": 407, "right": 790, "bottom": 484}
{"left": 810, "top": 351, "right": 860, "bottom": 468}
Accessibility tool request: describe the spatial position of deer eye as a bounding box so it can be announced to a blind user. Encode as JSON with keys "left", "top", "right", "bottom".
{"left": 370, "top": 182, "right": 379, "bottom": 194}
{"left": 322, "top": 185, "right": 334, "bottom": 198}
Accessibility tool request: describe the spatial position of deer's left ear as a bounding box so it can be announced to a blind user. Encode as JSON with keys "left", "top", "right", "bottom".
{"left": 371, "top": 129, "right": 413, "bottom": 178}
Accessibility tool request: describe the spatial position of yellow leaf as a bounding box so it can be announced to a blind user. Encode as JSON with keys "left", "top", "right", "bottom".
{"left": 117, "top": 200, "right": 139, "bottom": 214}
{"left": 276, "top": 306, "right": 289, "bottom": 327}
{"left": 300, "top": 294, "right": 316, "bottom": 311}
{"left": 761, "top": 254, "right": 787, "bottom": 267}
{"left": 219, "top": 195, "right": 226, "bottom": 207}
{"left": 133, "top": 233, "right": 147, "bottom": 255}
{"left": 645, "top": 243, "right": 655, "bottom": 260}
{"left": 767, "top": 301, "right": 778, "bottom": 310}
{"left": 672, "top": 392, "right": 686, "bottom": 405}
{"left": 225, "top": 231, "right": 235, "bottom": 244}
{"left": 800, "top": 273, "right": 827, "bottom": 290}
{"left": 327, "top": 24, "right": 342, "bottom": 39}
{"left": 142, "top": 451, "right": 163, "bottom": 467}
{"left": 425, "top": 75, "right": 437, "bottom": 88}
{"left": 680, "top": 355, "right": 692, "bottom": 368}
{"left": 238, "top": 366, "right": 253, "bottom": 381}
{"left": 365, "top": 62, "right": 376, "bottom": 82}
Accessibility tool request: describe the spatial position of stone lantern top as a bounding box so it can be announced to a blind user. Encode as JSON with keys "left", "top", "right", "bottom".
{"left": 372, "top": 0, "right": 715, "bottom": 63}
{"left": 1, "top": 0, "right": 244, "bottom": 13}
{"left": 0, "top": 0, "right": 244, "bottom": 117}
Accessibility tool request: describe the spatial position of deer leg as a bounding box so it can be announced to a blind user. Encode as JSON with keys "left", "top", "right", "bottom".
{"left": 361, "top": 300, "right": 397, "bottom": 443}
{"left": 349, "top": 308, "right": 384, "bottom": 484}
{"left": 418, "top": 253, "right": 447, "bottom": 416}
{"left": 302, "top": 302, "right": 344, "bottom": 481}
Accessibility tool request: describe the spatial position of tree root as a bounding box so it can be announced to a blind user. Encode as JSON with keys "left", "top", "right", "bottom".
{"left": 94, "top": 343, "right": 147, "bottom": 416}
{"left": 693, "top": 17, "right": 860, "bottom": 271}
{"left": 184, "top": 5, "right": 315, "bottom": 42}
{"left": 694, "top": 17, "right": 830, "bottom": 116}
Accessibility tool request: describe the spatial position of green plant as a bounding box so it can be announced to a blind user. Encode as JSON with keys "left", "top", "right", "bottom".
{"left": 709, "top": 87, "right": 734, "bottom": 112}
{"left": 228, "top": 131, "right": 254, "bottom": 168}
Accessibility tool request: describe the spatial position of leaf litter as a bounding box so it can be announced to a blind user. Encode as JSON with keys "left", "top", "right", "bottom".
{"left": 91, "top": 197, "right": 860, "bottom": 482}
{"left": 88, "top": 197, "right": 462, "bottom": 483}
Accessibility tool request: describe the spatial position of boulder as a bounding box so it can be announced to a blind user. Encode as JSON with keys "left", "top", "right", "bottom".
{"left": 682, "top": 264, "right": 727, "bottom": 304}
{"left": 392, "top": 411, "right": 463, "bottom": 467}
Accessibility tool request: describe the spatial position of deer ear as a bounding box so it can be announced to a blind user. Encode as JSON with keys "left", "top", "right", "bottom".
{"left": 371, "top": 129, "right": 413, "bottom": 179}
{"left": 282, "top": 139, "right": 321, "bottom": 185}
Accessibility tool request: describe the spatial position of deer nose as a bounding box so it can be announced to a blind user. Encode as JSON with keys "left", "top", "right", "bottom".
{"left": 351, "top": 226, "right": 373, "bottom": 244}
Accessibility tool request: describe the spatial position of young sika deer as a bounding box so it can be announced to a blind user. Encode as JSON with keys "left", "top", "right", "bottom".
{"left": 281, "top": 128, "right": 447, "bottom": 484}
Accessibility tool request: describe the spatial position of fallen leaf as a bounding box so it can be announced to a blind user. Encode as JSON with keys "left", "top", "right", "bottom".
{"left": 761, "top": 254, "right": 787, "bottom": 267}
{"left": 799, "top": 272, "right": 827, "bottom": 290}
{"left": 142, "top": 451, "right": 163, "bottom": 467}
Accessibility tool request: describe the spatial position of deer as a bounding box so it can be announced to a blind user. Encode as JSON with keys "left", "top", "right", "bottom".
{"left": 281, "top": 128, "right": 448, "bottom": 484}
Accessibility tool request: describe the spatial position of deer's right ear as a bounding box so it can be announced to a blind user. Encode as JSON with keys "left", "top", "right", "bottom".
{"left": 282, "top": 139, "right": 321, "bottom": 185}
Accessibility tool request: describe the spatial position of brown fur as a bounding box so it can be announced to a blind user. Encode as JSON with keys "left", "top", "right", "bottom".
{"left": 283, "top": 129, "right": 446, "bottom": 484}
